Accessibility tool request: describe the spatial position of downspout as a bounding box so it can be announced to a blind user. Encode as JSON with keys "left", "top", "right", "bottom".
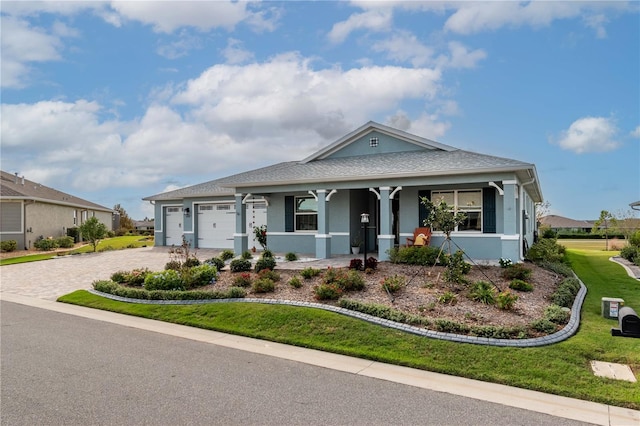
{"left": 519, "top": 178, "right": 536, "bottom": 260}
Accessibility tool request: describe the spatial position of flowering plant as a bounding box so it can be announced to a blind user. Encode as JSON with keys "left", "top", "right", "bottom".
{"left": 499, "top": 258, "right": 513, "bottom": 268}
{"left": 253, "top": 225, "right": 267, "bottom": 250}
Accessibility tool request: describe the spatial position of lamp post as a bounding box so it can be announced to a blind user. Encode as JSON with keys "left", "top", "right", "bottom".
{"left": 360, "top": 213, "right": 369, "bottom": 270}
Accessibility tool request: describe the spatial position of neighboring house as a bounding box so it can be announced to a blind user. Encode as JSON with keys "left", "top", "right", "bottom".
{"left": 539, "top": 215, "right": 593, "bottom": 233}
{"left": 144, "top": 121, "right": 543, "bottom": 261}
{"left": 133, "top": 220, "right": 155, "bottom": 232}
{"left": 0, "top": 170, "right": 113, "bottom": 250}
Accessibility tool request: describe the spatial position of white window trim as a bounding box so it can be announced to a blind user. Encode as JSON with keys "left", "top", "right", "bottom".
{"left": 430, "top": 189, "right": 483, "bottom": 232}
{"left": 295, "top": 195, "right": 318, "bottom": 232}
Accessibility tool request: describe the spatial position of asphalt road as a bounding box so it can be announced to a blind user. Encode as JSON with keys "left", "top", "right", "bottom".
{"left": 0, "top": 301, "right": 591, "bottom": 426}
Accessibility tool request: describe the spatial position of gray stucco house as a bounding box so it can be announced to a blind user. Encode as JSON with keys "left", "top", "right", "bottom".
{"left": 0, "top": 170, "right": 113, "bottom": 250}
{"left": 144, "top": 121, "right": 542, "bottom": 261}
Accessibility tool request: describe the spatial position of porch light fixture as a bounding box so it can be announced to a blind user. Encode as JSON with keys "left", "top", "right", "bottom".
{"left": 184, "top": 207, "right": 190, "bottom": 216}
{"left": 361, "top": 213, "right": 370, "bottom": 269}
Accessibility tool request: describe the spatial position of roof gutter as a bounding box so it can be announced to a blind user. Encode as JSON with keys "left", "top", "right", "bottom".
{"left": 0, "top": 196, "right": 112, "bottom": 213}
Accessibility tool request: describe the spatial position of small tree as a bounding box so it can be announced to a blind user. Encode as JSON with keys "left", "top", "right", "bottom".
{"left": 420, "top": 197, "right": 467, "bottom": 253}
{"left": 79, "top": 217, "right": 108, "bottom": 252}
{"left": 592, "top": 210, "right": 617, "bottom": 251}
{"left": 113, "top": 203, "right": 134, "bottom": 231}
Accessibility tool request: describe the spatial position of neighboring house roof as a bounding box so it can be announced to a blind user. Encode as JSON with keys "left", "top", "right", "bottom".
{"left": 134, "top": 220, "right": 155, "bottom": 228}
{"left": 144, "top": 121, "right": 543, "bottom": 202}
{"left": 539, "top": 215, "right": 592, "bottom": 229}
{"left": 0, "top": 170, "right": 112, "bottom": 212}
{"left": 143, "top": 179, "right": 234, "bottom": 201}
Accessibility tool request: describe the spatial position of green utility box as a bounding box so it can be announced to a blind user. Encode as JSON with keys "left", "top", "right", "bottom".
{"left": 602, "top": 297, "right": 625, "bottom": 319}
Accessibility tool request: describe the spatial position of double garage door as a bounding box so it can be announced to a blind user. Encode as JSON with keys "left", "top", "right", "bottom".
{"left": 196, "top": 202, "right": 267, "bottom": 249}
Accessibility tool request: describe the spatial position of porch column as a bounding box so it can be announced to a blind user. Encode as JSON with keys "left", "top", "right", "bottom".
{"left": 234, "top": 193, "right": 248, "bottom": 255}
{"left": 378, "top": 187, "right": 394, "bottom": 261}
{"left": 315, "top": 189, "right": 331, "bottom": 259}
{"left": 501, "top": 181, "right": 519, "bottom": 260}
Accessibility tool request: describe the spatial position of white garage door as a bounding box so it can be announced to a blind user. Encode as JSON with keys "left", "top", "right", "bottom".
{"left": 165, "top": 207, "right": 183, "bottom": 246}
{"left": 197, "top": 204, "right": 236, "bottom": 248}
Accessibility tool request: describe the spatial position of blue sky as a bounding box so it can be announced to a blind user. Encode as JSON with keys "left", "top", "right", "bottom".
{"left": 1, "top": 1, "right": 638, "bottom": 221}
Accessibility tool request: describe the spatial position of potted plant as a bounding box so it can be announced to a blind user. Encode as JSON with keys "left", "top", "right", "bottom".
{"left": 351, "top": 235, "right": 361, "bottom": 254}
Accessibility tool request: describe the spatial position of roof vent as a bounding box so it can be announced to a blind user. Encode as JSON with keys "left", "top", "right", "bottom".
{"left": 369, "top": 137, "right": 379, "bottom": 148}
{"left": 14, "top": 172, "right": 18, "bottom": 184}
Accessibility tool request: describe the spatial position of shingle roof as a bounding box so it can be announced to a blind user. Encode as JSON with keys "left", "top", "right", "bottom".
{"left": 0, "top": 170, "right": 112, "bottom": 212}
{"left": 143, "top": 179, "right": 234, "bottom": 201}
{"left": 539, "top": 215, "right": 592, "bottom": 229}
{"left": 216, "top": 149, "right": 535, "bottom": 187}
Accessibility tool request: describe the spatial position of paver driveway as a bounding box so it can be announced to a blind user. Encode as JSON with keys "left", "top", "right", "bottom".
{"left": 0, "top": 247, "right": 221, "bottom": 301}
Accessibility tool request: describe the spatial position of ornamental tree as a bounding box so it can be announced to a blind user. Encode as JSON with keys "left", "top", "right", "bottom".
{"left": 79, "top": 216, "right": 108, "bottom": 252}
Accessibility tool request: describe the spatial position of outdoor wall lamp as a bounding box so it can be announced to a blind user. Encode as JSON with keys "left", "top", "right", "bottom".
{"left": 184, "top": 207, "right": 190, "bottom": 216}
{"left": 361, "top": 213, "right": 370, "bottom": 269}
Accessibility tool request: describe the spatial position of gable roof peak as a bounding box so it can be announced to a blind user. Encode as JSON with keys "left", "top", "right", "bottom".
{"left": 300, "top": 121, "right": 457, "bottom": 164}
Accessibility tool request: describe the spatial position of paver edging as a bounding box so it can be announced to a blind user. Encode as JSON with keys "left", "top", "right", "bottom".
{"left": 88, "top": 274, "right": 587, "bottom": 347}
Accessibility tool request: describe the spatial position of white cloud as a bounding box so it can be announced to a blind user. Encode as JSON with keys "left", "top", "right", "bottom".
{"left": 221, "top": 38, "right": 255, "bottom": 65}
{"left": 443, "top": 1, "right": 629, "bottom": 36}
{"left": 554, "top": 116, "right": 620, "bottom": 154}
{"left": 0, "top": 15, "right": 65, "bottom": 88}
{"left": 156, "top": 30, "right": 203, "bottom": 59}
{"left": 328, "top": 8, "right": 393, "bottom": 44}
{"left": 371, "top": 30, "right": 434, "bottom": 67}
{"left": 109, "top": 1, "right": 272, "bottom": 33}
{"left": 631, "top": 126, "right": 640, "bottom": 138}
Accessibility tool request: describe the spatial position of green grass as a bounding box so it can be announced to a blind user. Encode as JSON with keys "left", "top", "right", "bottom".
{"left": 58, "top": 248, "right": 640, "bottom": 409}
{"left": 559, "top": 239, "right": 627, "bottom": 251}
{"left": 0, "top": 235, "right": 153, "bottom": 266}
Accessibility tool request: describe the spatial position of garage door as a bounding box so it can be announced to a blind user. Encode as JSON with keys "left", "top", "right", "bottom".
{"left": 197, "top": 204, "right": 236, "bottom": 249}
{"left": 165, "top": 207, "right": 183, "bottom": 246}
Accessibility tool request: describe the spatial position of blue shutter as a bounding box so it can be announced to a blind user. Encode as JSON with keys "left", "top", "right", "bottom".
{"left": 483, "top": 187, "right": 496, "bottom": 233}
{"left": 285, "top": 196, "right": 294, "bottom": 232}
{"left": 418, "top": 190, "right": 430, "bottom": 227}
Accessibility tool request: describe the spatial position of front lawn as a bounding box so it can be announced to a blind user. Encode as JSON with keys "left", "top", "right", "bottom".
{"left": 58, "top": 249, "right": 640, "bottom": 409}
{"left": 0, "top": 235, "right": 153, "bottom": 266}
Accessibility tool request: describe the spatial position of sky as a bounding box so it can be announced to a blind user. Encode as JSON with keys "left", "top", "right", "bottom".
{"left": 1, "top": 1, "right": 639, "bottom": 222}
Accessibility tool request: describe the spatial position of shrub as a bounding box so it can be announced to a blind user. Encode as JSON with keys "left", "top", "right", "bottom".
{"left": 34, "top": 238, "right": 58, "bottom": 251}
{"left": 437, "top": 291, "right": 457, "bottom": 305}
{"left": 434, "top": 319, "right": 470, "bottom": 334}
{"left": 349, "top": 258, "right": 363, "bottom": 270}
{"left": 165, "top": 260, "right": 182, "bottom": 271}
{"left": 258, "top": 269, "right": 280, "bottom": 282}
{"left": 509, "top": 279, "right": 533, "bottom": 292}
{"left": 300, "top": 267, "right": 322, "bottom": 279}
{"left": 288, "top": 276, "right": 302, "bottom": 288}
{"left": 261, "top": 249, "right": 274, "bottom": 259}
{"left": 530, "top": 319, "right": 556, "bottom": 333}
{"left": 144, "top": 269, "right": 184, "bottom": 291}
{"left": 365, "top": 257, "right": 378, "bottom": 270}
{"left": 252, "top": 278, "right": 275, "bottom": 293}
{"left": 285, "top": 252, "right": 298, "bottom": 261}
{"left": 468, "top": 281, "right": 496, "bottom": 305}
{"left": 620, "top": 245, "right": 640, "bottom": 264}
{"left": 255, "top": 257, "right": 276, "bottom": 273}
{"left": 538, "top": 261, "right": 573, "bottom": 277}
{"left": 233, "top": 273, "right": 252, "bottom": 287}
{"left": 388, "top": 245, "right": 442, "bottom": 266}
{"left": 629, "top": 230, "right": 640, "bottom": 247}
{"left": 544, "top": 304, "right": 570, "bottom": 324}
{"left": 381, "top": 275, "right": 405, "bottom": 293}
{"left": 470, "top": 325, "right": 525, "bottom": 339}
{"left": 125, "top": 268, "right": 149, "bottom": 286}
{"left": 1, "top": 240, "right": 17, "bottom": 252}
{"left": 323, "top": 267, "right": 365, "bottom": 291}
{"left": 501, "top": 263, "right": 532, "bottom": 280}
{"left": 551, "top": 278, "right": 580, "bottom": 308}
{"left": 339, "top": 299, "right": 429, "bottom": 326}
{"left": 241, "top": 250, "right": 253, "bottom": 260}
{"left": 498, "top": 258, "right": 513, "bottom": 268}
{"left": 205, "top": 257, "right": 225, "bottom": 272}
{"left": 496, "top": 291, "right": 518, "bottom": 310}
{"left": 443, "top": 250, "right": 471, "bottom": 283}
{"left": 220, "top": 249, "right": 235, "bottom": 261}
{"left": 92, "top": 280, "right": 246, "bottom": 300}
{"left": 183, "top": 257, "right": 201, "bottom": 268}
{"left": 313, "top": 283, "right": 343, "bottom": 300}
{"left": 55, "top": 236, "right": 75, "bottom": 249}
{"left": 230, "top": 259, "right": 252, "bottom": 272}
{"left": 525, "top": 238, "right": 566, "bottom": 263}
{"left": 110, "top": 270, "right": 128, "bottom": 283}
{"left": 185, "top": 264, "right": 218, "bottom": 288}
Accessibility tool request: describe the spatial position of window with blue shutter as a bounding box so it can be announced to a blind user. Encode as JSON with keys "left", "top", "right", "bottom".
{"left": 483, "top": 187, "right": 496, "bottom": 233}
{"left": 418, "top": 190, "right": 430, "bottom": 227}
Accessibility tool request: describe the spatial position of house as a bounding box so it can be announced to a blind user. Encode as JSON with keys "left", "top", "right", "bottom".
{"left": 539, "top": 215, "right": 593, "bottom": 234}
{"left": 133, "top": 220, "right": 155, "bottom": 232}
{"left": 144, "top": 121, "right": 542, "bottom": 261}
{"left": 0, "top": 170, "right": 113, "bottom": 250}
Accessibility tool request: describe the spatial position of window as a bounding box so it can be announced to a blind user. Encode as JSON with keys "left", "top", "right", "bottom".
{"left": 295, "top": 196, "right": 317, "bottom": 231}
{"left": 430, "top": 189, "right": 482, "bottom": 232}
{"left": 369, "top": 137, "right": 379, "bottom": 147}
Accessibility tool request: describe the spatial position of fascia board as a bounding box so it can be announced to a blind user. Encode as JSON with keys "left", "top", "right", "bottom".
{"left": 0, "top": 196, "right": 113, "bottom": 212}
